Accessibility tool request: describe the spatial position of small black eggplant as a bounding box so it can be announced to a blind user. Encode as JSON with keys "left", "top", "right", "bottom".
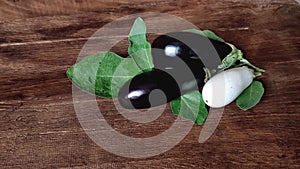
{"left": 118, "top": 32, "right": 232, "bottom": 109}
{"left": 118, "top": 69, "right": 182, "bottom": 109}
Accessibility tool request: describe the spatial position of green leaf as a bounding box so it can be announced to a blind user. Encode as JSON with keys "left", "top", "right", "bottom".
{"left": 66, "top": 52, "right": 142, "bottom": 98}
{"left": 184, "top": 29, "right": 225, "bottom": 42}
{"left": 66, "top": 52, "right": 106, "bottom": 95}
{"left": 98, "top": 53, "right": 143, "bottom": 97}
{"left": 128, "top": 17, "right": 154, "bottom": 72}
{"left": 171, "top": 91, "right": 208, "bottom": 125}
{"left": 236, "top": 80, "right": 265, "bottom": 111}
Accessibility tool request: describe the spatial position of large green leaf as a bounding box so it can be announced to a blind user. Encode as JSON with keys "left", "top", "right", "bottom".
{"left": 66, "top": 52, "right": 142, "bottom": 98}
{"left": 98, "top": 53, "right": 143, "bottom": 97}
{"left": 171, "top": 91, "right": 208, "bottom": 125}
{"left": 236, "top": 80, "right": 265, "bottom": 111}
{"left": 66, "top": 52, "right": 106, "bottom": 95}
{"left": 128, "top": 17, "right": 154, "bottom": 72}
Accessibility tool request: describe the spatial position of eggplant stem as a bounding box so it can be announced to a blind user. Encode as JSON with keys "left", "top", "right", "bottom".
{"left": 239, "top": 58, "right": 265, "bottom": 73}
{"left": 254, "top": 72, "right": 263, "bottom": 77}
{"left": 203, "top": 67, "right": 212, "bottom": 83}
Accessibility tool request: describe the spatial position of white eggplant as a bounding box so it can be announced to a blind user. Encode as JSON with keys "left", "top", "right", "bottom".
{"left": 202, "top": 66, "right": 255, "bottom": 108}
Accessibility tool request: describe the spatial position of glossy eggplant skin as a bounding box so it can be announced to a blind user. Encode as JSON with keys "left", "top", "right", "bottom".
{"left": 151, "top": 32, "right": 232, "bottom": 80}
{"left": 118, "top": 32, "right": 232, "bottom": 109}
{"left": 118, "top": 69, "right": 181, "bottom": 109}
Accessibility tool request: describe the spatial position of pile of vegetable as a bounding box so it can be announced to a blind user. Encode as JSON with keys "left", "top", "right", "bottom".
{"left": 66, "top": 17, "right": 265, "bottom": 125}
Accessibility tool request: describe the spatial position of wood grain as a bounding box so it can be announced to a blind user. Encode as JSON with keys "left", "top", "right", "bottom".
{"left": 1, "top": 0, "right": 300, "bottom": 168}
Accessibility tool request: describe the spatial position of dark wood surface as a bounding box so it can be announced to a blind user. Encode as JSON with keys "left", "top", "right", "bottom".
{"left": 1, "top": 0, "right": 300, "bottom": 168}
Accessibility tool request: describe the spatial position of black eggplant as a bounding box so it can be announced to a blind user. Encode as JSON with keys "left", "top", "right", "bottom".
{"left": 118, "top": 32, "right": 232, "bottom": 109}
{"left": 118, "top": 69, "right": 182, "bottom": 109}
{"left": 151, "top": 32, "right": 232, "bottom": 80}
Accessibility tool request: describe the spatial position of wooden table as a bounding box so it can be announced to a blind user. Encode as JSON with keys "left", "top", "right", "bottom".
{"left": 0, "top": 0, "right": 299, "bottom": 168}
